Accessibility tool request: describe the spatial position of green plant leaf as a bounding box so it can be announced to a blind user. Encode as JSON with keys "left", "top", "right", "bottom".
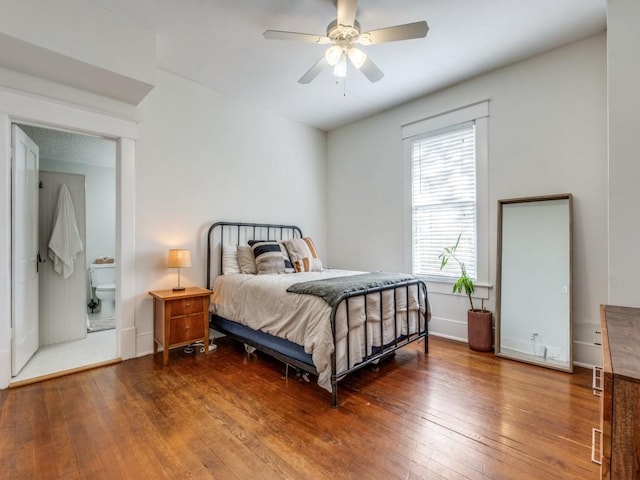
{"left": 453, "top": 233, "right": 461, "bottom": 250}
{"left": 439, "top": 232, "right": 476, "bottom": 311}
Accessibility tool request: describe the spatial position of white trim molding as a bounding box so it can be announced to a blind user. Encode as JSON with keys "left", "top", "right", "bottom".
{"left": 403, "top": 100, "right": 491, "bottom": 292}
{"left": 0, "top": 88, "right": 137, "bottom": 388}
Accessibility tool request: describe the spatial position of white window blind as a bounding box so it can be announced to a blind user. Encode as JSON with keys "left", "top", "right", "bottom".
{"left": 411, "top": 122, "right": 477, "bottom": 279}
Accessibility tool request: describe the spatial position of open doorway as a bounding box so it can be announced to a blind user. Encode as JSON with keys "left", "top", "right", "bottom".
{"left": 0, "top": 95, "right": 137, "bottom": 390}
{"left": 10, "top": 124, "right": 119, "bottom": 385}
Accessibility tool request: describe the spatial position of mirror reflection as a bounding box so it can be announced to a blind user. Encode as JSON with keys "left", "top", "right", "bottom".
{"left": 496, "top": 194, "right": 573, "bottom": 372}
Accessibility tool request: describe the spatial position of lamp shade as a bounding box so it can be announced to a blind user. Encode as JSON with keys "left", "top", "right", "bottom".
{"left": 324, "top": 45, "right": 343, "bottom": 66}
{"left": 348, "top": 47, "right": 367, "bottom": 69}
{"left": 167, "top": 249, "right": 191, "bottom": 268}
{"left": 333, "top": 55, "right": 347, "bottom": 78}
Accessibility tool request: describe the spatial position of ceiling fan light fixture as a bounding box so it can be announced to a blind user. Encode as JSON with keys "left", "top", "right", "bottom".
{"left": 357, "top": 34, "right": 372, "bottom": 46}
{"left": 333, "top": 55, "right": 347, "bottom": 77}
{"left": 348, "top": 47, "right": 367, "bottom": 69}
{"left": 324, "top": 45, "right": 343, "bottom": 66}
{"left": 264, "top": 0, "right": 429, "bottom": 85}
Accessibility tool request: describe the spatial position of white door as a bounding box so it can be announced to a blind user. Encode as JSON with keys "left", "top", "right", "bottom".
{"left": 11, "top": 125, "right": 40, "bottom": 376}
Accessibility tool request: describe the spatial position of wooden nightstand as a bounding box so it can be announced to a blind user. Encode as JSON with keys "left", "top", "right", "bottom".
{"left": 149, "top": 287, "right": 212, "bottom": 366}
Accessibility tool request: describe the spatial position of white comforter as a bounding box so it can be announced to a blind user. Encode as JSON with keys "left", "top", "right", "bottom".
{"left": 210, "top": 269, "right": 427, "bottom": 392}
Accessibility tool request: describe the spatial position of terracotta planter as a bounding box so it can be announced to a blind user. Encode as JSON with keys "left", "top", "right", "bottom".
{"left": 467, "top": 310, "right": 493, "bottom": 352}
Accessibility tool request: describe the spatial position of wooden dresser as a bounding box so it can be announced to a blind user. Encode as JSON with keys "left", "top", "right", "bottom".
{"left": 149, "top": 287, "right": 212, "bottom": 366}
{"left": 594, "top": 305, "right": 640, "bottom": 479}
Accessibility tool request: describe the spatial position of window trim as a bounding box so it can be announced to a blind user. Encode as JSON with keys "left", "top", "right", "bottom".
{"left": 402, "top": 101, "right": 490, "bottom": 298}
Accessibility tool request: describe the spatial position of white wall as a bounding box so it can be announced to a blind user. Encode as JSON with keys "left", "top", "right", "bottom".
{"left": 39, "top": 158, "right": 116, "bottom": 267}
{"left": 607, "top": 0, "right": 640, "bottom": 307}
{"left": 133, "top": 69, "right": 327, "bottom": 355}
{"left": 327, "top": 34, "right": 607, "bottom": 366}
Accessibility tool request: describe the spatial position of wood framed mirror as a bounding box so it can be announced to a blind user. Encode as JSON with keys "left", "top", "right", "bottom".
{"left": 495, "top": 194, "right": 573, "bottom": 372}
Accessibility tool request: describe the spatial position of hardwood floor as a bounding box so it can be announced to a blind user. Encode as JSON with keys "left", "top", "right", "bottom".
{"left": 0, "top": 336, "right": 599, "bottom": 479}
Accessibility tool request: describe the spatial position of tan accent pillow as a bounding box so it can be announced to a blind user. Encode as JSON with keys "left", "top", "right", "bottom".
{"left": 237, "top": 245, "right": 257, "bottom": 274}
{"left": 282, "top": 237, "right": 323, "bottom": 272}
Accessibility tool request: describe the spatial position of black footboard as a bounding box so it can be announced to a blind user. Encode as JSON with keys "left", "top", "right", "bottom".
{"left": 327, "top": 279, "right": 428, "bottom": 407}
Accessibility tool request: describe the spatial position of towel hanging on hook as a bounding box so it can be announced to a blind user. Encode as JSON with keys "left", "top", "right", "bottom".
{"left": 48, "top": 183, "right": 84, "bottom": 279}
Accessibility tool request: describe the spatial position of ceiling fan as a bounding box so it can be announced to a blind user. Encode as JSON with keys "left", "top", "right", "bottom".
{"left": 263, "top": 0, "right": 429, "bottom": 84}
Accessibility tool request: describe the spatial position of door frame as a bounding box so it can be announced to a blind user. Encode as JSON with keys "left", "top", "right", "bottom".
{"left": 0, "top": 88, "right": 137, "bottom": 388}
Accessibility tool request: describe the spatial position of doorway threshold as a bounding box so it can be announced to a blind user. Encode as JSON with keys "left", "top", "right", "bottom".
{"left": 9, "top": 358, "right": 122, "bottom": 388}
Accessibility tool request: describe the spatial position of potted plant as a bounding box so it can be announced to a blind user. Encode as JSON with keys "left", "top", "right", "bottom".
{"left": 439, "top": 234, "right": 493, "bottom": 352}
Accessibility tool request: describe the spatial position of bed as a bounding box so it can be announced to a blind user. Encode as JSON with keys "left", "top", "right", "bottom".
{"left": 206, "top": 221, "right": 429, "bottom": 407}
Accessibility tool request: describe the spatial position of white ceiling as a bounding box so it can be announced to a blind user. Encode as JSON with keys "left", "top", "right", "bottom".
{"left": 88, "top": 0, "right": 606, "bottom": 131}
{"left": 18, "top": 124, "right": 116, "bottom": 168}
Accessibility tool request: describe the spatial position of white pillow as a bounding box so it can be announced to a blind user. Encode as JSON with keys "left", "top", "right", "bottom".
{"left": 222, "top": 245, "right": 241, "bottom": 275}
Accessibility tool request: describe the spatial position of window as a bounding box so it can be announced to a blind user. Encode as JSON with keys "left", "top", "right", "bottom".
{"left": 402, "top": 101, "right": 488, "bottom": 286}
{"left": 411, "top": 122, "right": 477, "bottom": 279}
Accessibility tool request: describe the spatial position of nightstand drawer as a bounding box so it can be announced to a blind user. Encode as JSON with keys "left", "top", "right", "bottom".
{"left": 169, "top": 314, "right": 205, "bottom": 344}
{"left": 171, "top": 297, "right": 204, "bottom": 316}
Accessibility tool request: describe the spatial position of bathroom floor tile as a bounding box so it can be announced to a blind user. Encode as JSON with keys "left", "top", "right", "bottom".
{"left": 10, "top": 329, "right": 117, "bottom": 384}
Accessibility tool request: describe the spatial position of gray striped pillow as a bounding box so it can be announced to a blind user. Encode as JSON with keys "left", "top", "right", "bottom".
{"left": 248, "top": 240, "right": 293, "bottom": 274}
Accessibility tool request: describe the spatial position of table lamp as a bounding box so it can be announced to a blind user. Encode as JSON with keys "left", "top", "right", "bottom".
{"left": 167, "top": 248, "right": 191, "bottom": 291}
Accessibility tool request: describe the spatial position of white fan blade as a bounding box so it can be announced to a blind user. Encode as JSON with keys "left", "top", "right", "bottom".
{"left": 337, "top": 0, "right": 358, "bottom": 27}
{"left": 358, "top": 57, "right": 384, "bottom": 83}
{"left": 298, "top": 57, "right": 329, "bottom": 84}
{"left": 264, "top": 30, "right": 331, "bottom": 44}
{"left": 361, "top": 21, "right": 429, "bottom": 45}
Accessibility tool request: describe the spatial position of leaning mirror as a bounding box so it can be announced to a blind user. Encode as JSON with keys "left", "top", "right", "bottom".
{"left": 496, "top": 194, "right": 573, "bottom": 372}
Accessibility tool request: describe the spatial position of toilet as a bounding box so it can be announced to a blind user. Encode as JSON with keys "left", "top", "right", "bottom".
{"left": 89, "top": 263, "right": 116, "bottom": 316}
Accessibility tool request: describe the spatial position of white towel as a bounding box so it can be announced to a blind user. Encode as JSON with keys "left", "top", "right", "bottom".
{"left": 48, "top": 184, "right": 84, "bottom": 279}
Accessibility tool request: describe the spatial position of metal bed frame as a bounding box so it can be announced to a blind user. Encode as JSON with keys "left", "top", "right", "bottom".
{"left": 206, "top": 221, "right": 429, "bottom": 407}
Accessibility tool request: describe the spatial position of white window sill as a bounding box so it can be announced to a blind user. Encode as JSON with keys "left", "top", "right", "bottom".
{"left": 419, "top": 276, "right": 492, "bottom": 301}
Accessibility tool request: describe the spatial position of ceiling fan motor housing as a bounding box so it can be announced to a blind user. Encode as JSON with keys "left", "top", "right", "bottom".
{"left": 326, "top": 19, "right": 362, "bottom": 44}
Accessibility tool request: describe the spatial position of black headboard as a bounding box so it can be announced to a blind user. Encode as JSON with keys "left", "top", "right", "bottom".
{"left": 206, "top": 221, "right": 303, "bottom": 289}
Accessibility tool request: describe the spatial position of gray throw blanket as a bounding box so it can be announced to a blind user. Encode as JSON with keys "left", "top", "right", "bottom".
{"left": 286, "top": 272, "right": 416, "bottom": 307}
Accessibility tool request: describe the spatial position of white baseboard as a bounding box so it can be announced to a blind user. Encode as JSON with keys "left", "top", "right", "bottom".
{"left": 429, "top": 316, "right": 603, "bottom": 368}
{"left": 572, "top": 340, "right": 602, "bottom": 368}
{"left": 429, "top": 315, "right": 468, "bottom": 343}
{"left": 119, "top": 326, "right": 137, "bottom": 360}
{"left": 429, "top": 331, "right": 467, "bottom": 343}
{"left": 135, "top": 331, "right": 154, "bottom": 358}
